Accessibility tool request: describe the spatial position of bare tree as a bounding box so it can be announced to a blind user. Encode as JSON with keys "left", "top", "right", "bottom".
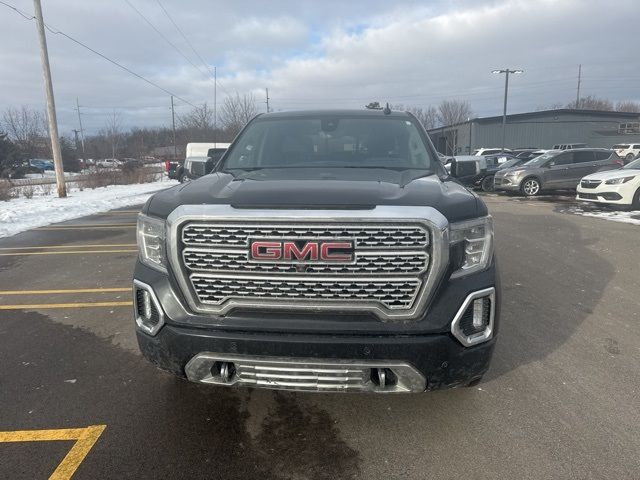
{"left": 392, "top": 104, "right": 439, "bottom": 130}
{"left": 220, "top": 93, "right": 258, "bottom": 137}
{"left": 437, "top": 100, "right": 473, "bottom": 127}
{"left": 1, "top": 105, "right": 47, "bottom": 157}
{"left": 104, "top": 110, "right": 121, "bottom": 158}
{"left": 615, "top": 100, "right": 640, "bottom": 113}
{"left": 567, "top": 95, "right": 614, "bottom": 111}
{"left": 178, "top": 102, "right": 215, "bottom": 131}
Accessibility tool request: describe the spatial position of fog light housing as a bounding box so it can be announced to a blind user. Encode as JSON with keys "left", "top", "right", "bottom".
{"left": 133, "top": 280, "right": 164, "bottom": 336}
{"left": 451, "top": 288, "right": 495, "bottom": 346}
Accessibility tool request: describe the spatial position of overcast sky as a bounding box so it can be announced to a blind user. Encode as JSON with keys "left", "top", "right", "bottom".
{"left": 1, "top": 0, "right": 638, "bottom": 136}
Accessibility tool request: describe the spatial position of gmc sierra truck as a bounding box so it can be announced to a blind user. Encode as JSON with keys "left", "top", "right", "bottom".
{"left": 133, "top": 109, "right": 500, "bottom": 393}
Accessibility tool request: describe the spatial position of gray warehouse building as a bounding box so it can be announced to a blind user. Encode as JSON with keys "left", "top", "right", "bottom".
{"left": 427, "top": 109, "right": 640, "bottom": 155}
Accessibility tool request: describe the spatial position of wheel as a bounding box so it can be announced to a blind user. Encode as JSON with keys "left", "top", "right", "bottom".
{"left": 521, "top": 177, "right": 541, "bottom": 196}
{"left": 481, "top": 175, "right": 495, "bottom": 192}
{"left": 179, "top": 174, "right": 189, "bottom": 183}
{"left": 626, "top": 153, "right": 635, "bottom": 162}
{"left": 632, "top": 187, "right": 640, "bottom": 210}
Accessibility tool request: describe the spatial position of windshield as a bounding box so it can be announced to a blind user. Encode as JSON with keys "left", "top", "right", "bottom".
{"left": 500, "top": 158, "right": 522, "bottom": 169}
{"left": 523, "top": 152, "right": 556, "bottom": 167}
{"left": 222, "top": 116, "right": 435, "bottom": 171}
{"left": 623, "top": 158, "right": 640, "bottom": 169}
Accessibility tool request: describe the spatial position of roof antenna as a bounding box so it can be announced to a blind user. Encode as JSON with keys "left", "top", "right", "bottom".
{"left": 383, "top": 102, "right": 391, "bottom": 115}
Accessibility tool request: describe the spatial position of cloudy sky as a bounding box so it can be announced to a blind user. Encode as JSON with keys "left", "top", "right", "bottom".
{"left": 1, "top": 0, "right": 638, "bottom": 136}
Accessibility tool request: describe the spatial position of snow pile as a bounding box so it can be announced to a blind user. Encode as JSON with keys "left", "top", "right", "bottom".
{"left": 0, "top": 178, "right": 179, "bottom": 238}
{"left": 564, "top": 205, "right": 640, "bottom": 226}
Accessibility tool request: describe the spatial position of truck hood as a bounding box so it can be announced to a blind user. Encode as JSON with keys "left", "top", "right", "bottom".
{"left": 146, "top": 168, "right": 485, "bottom": 222}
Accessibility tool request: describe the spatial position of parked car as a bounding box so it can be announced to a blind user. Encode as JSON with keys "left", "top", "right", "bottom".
{"left": 551, "top": 143, "right": 586, "bottom": 150}
{"left": 449, "top": 155, "right": 510, "bottom": 192}
{"left": 611, "top": 144, "right": 640, "bottom": 163}
{"left": 494, "top": 148, "right": 622, "bottom": 196}
{"left": 96, "top": 158, "right": 122, "bottom": 168}
{"left": 472, "top": 147, "right": 512, "bottom": 156}
{"left": 577, "top": 157, "right": 640, "bottom": 208}
{"left": 168, "top": 144, "right": 230, "bottom": 182}
{"left": 28, "top": 159, "right": 54, "bottom": 172}
{"left": 180, "top": 156, "right": 216, "bottom": 182}
{"left": 512, "top": 149, "right": 544, "bottom": 161}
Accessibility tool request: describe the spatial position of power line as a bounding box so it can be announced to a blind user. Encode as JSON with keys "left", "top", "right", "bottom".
{"left": 154, "top": 0, "right": 231, "bottom": 97}
{"left": 0, "top": 0, "right": 197, "bottom": 107}
{"left": 123, "top": 0, "right": 211, "bottom": 82}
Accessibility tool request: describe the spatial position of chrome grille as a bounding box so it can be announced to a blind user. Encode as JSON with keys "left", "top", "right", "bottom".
{"left": 182, "top": 223, "right": 428, "bottom": 248}
{"left": 183, "top": 248, "right": 428, "bottom": 275}
{"left": 191, "top": 274, "right": 420, "bottom": 309}
{"left": 167, "top": 206, "right": 448, "bottom": 321}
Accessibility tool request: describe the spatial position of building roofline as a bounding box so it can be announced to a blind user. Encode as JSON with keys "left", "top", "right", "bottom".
{"left": 427, "top": 108, "right": 640, "bottom": 132}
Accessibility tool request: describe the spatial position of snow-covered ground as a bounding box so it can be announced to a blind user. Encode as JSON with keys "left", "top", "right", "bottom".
{"left": 0, "top": 178, "right": 178, "bottom": 238}
{"left": 563, "top": 204, "right": 640, "bottom": 226}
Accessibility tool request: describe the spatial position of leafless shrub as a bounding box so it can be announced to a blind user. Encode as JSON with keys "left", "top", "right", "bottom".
{"left": 21, "top": 184, "right": 35, "bottom": 199}
{"left": 0, "top": 180, "right": 15, "bottom": 201}
{"left": 80, "top": 169, "right": 120, "bottom": 189}
{"left": 79, "top": 166, "right": 157, "bottom": 189}
{"left": 39, "top": 182, "right": 53, "bottom": 195}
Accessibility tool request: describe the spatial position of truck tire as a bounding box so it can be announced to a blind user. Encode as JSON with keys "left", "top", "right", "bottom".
{"left": 626, "top": 153, "right": 635, "bottom": 162}
{"left": 481, "top": 175, "right": 495, "bottom": 192}
{"left": 520, "top": 177, "right": 541, "bottom": 196}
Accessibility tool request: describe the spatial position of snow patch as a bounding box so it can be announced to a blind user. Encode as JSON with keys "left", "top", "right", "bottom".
{"left": 564, "top": 205, "right": 640, "bottom": 226}
{"left": 0, "top": 178, "right": 179, "bottom": 238}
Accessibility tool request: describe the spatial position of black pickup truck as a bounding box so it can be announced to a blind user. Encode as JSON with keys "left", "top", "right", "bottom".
{"left": 133, "top": 109, "right": 500, "bottom": 393}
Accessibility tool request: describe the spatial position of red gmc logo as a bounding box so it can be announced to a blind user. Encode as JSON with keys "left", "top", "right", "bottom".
{"left": 249, "top": 239, "right": 354, "bottom": 263}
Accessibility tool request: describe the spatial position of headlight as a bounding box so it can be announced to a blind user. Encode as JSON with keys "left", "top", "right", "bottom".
{"left": 449, "top": 216, "right": 494, "bottom": 278}
{"left": 604, "top": 176, "right": 635, "bottom": 185}
{"left": 137, "top": 213, "right": 167, "bottom": 272}
{"left": 504, "top": 170, "right": 522, "bottom": 176}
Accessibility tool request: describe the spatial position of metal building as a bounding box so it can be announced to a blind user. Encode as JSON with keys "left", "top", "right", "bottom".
{"left": 427, "top": 109, "right": 640, "bottom": 155}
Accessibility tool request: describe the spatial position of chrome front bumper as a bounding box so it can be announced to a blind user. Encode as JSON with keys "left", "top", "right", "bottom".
{"left": 185, "top": 353, "right": 427, "bottom": 393}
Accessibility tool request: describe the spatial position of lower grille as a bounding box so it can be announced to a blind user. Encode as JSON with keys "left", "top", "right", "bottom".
{"left": 578, "top": 192, "right": 598, "bottom": 200}
{"left": 191, "top": 274, "right": 421, "bottom": 310}
{"left": 185, "top": 353, "right": 427, "bottom": 393}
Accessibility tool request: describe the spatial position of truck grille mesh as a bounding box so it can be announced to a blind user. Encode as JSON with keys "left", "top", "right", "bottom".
{"left": 191, "top": 275, "right": 421, "bottom": 310}
{"left": 178, "top": 221, "right": 431, "bottom": 316}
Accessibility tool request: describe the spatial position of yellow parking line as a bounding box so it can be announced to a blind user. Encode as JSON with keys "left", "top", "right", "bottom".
{"left": 0, "top": 425, "right": 106, "bottom": 480}
{"left": 0, "top": 249, "right": 137, "bottom": 256}
{"left": 0, "top": 287, "right": 130, "bottom": 295}
{"left": 0, "top": 301, "right": 132, "bottom": 310}
{"left": 0, "top": 244, "right": 136, "bottom": 250}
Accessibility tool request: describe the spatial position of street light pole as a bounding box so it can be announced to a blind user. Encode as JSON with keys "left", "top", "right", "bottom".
{"left": 492, "top": 68, "right": 523, "bottom": 152}
{"left": 33, "top": 0, "right": 66, "bottom": 197}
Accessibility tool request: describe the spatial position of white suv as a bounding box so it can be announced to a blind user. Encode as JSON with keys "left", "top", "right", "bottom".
{"left": 612, "top": 144, "right": 640, "bottom": 162}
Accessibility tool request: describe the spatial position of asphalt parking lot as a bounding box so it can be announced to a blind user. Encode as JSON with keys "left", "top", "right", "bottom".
{"left": 1, "top": 195, "right": 639, "bottom": 479}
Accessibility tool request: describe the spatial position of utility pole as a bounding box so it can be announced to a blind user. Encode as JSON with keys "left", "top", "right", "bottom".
{"left": 492, "top": 68, "right": 523, "bottom": 152}
{"left": 213, "top": 66, "right": 217, "bottom": 145}
{"left": 76, "top": 97, "right": 85, "bottom": 159}
{"left": 33, "top": 0, "right": 66, "bottom": 197}
{"left": 265, "top": 88, "right": 270, "bottom": 113}
{"left": 576, "top": 64, "right": 582, "bottom": 109}
{"left": 171, "top": 95, "right": 177, "bottom": 160}
{"left": 72, "top": 129, "right": 80, "bottom": 150}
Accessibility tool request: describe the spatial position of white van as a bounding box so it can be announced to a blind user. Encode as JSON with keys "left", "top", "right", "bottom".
{"left": 185, "top": 142, "right": 231, "bottom": 158}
